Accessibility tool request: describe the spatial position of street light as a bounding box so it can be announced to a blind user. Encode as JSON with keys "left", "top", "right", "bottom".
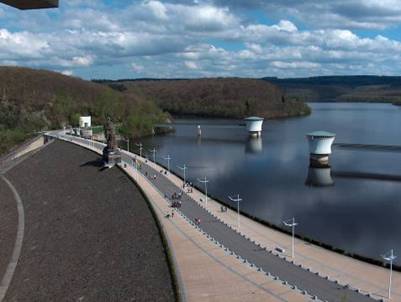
{"left": 228, "top": 194, "right": 242, "bottom": 229}
{"left": 178, "top": 164, "right": 187, "bottom": 186}
{"left": 164, "top": 155, "right": 171, "bottom": 174}
{"left": 126, "top": 137, "right": 130, "bottom": 152}
{"left": 135, "top": 142, "right": 143, "bottom": 157}
{"left": 197, "top": 176, "right": 209, "bottom": 207}
{"left": 382, "top": 249, "right": 397, "bottom": 299}
{"left": 149, "top": 148, "right": 156, "bottom": 163}
{"left": 283, "top": 217, "right": 298, "bottom": 259}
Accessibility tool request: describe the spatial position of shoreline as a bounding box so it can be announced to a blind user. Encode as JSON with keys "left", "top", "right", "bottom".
{"left": 150, "top": 154, "right": 400, "bottom": 272}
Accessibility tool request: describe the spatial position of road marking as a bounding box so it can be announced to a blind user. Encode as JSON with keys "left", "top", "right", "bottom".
{"left": 0, "top": 176, "right": 25, "bottom": 302}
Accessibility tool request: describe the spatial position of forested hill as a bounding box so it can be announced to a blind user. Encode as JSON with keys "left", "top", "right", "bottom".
{"left": 264, "top": 76, "right": 401, "bottom": 103}
{"left": 0, "top": 67, "right": 167, "bottom": 155}
{"left": 95, "top": 78, "right": 311, "bottom": 119}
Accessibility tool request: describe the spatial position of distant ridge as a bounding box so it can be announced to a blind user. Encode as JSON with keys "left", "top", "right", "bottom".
{"left": 263, "top": 75, "right": 401, "bottom": 103}
{"left": 95, "top": 77, "right": 311, "bottom": 119}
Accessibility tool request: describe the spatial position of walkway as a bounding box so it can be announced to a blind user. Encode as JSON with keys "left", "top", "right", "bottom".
{"left": 55, "top": 132, "right": 391, "bottom": 302}
{"left": 58, "top": 133, "right": 310, "bottom": 302}
{"left": 132, "top": 155, "right": 375, "bottom": 302}
{"left": 135, "top": 141, "right": 401, "bottom": 302}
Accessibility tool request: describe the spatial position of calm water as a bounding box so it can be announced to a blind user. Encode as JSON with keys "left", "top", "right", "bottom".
{"left": 140, "top": 103, "right": 401, "bottom": 263}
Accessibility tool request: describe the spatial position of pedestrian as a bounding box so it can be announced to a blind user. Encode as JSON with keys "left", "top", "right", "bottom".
{"left": 153, "top": 174, "right": 156, "bottom": 180}
{"left": 171, "top": 211, "right": 174, "bottom": 218}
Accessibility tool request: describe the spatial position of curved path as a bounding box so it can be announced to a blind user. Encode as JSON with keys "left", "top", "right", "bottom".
{"left": 0, "top": 176, "right": 25, "bottom": 302}
{"left": 56, "top": 133, "right": 389, "bottom": 302}
{"left": 134, "top": 155, "right": 375, "bottom": 302}
{"left": 0, "top": 141, "right": 175, "bottom": 302}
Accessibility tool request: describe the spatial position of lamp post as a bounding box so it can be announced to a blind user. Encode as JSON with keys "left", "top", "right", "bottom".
{"left": 126, "top": 137, "right": 130, "bottom": 152}
{"left": 178, "top": 164, "right": 187, "bottom": 186}
{"left": 283, "top": 217, "right": 298, "bottom": 259}
{"left": 382, "top": 249, "right": 397, "bottom": 299}
{"left": 135, "top": 142, "right": 143, "bottom": 157}
{"left": 164, "top": 155, "right": 171, "bottom": 174}
{"left": 149, "top": 148, "right": 156, "bottom": 163}
{"left": 197, "top": 176, "right": 209, "bottom": 207}
{"left": 228, "top": 194, "right": 242, "bottom": 229}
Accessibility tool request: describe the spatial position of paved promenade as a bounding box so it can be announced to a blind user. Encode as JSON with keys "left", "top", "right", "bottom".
{"left": 60, "top": 133, "right": 311, "bottom": 301}
{"left": 143, "top": 155, "right": 401, "bottom": 302}
{"left": 133, "top": 155, "right": 375, "bottom": 302}
{"left": 57, "top": 133, "right": 396, "bottom": 302}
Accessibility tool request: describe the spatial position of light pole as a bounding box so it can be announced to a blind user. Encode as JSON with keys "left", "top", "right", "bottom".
{"left": 135, "top": 142, "right": 143, "bottom": 157}
{"left": 149, "top": 148, "right": 156, "bottom": 163}
{"left": 382, "top": 249, "right": 397, "bottom": 299}
{"left": 178, "top": 164, "right": 187, "bottom": 186}
{"left": 164, "top": 155, "right": 171, "bottom": 174}
{"left": 197, "top": 176, "right": 209, "bottom": 207}
{"left": 283, "top": 217, "right": 298, "bottom": 258}
{"left": 126, "top": 137, "right": 130, "bottom": 153}
{"left": 228, "top": 194, "right": 242, "bottom": 229}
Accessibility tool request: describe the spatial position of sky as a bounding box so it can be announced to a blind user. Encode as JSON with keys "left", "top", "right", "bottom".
{"left": 1, "top": 0, "right": 401, "bottom": 79}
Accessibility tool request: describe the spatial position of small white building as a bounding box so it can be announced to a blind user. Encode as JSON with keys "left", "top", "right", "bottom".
{"left": 306, "top": 131, "right": 336, "bottom": 165}
{"left": 79, "top": 116, "right": 91, "bottom": 128}
{"left": 244, "top": 116, "right": 264, "bottom": 137}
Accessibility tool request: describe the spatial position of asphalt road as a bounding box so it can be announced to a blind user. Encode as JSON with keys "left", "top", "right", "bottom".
{"left": 128, "top": 153, "right": 375, "bottom": 302}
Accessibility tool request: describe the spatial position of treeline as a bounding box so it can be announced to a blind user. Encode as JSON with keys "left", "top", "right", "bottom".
{"left": 102, "top": 78, "right": 311, "bottom": 119}
{"left": 265, "top": 76, "right": 401, "bottom": 103}
{"left": 0, "top": 67, "right": 168, "bottom": 156}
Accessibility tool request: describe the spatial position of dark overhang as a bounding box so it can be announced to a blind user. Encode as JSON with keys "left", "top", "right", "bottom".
{"left": 0, "top": 0, "right": 59, "bottom": 9}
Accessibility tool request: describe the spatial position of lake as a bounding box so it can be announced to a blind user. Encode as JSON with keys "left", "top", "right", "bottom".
{"left": 139, "top": 103, "right": 401, "bottom": 264}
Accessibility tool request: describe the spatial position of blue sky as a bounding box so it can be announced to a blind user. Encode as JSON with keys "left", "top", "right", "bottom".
{"left": 1, "top": 0, "right": 401, "bottom": 79}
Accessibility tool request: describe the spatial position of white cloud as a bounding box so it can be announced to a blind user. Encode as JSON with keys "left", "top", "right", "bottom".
{"left": 0, "top": 29, "right": 49, "bottom": 59}
{"left": 272, "top": 20, "right": 298, "bottom": 32}
{"left": 61, "top": 70, "right": 73, "bottom": 76}
{"left": 271, "top": 61, "right": 320, "bottom": 69}
{"left": 131, "top": 63, "right": 144, "bottom": 72}
{"left": 145, "top": 1, "right": 168, "bottom": 20}
{"left": 72, "top": 55, "right": 94, "bottom": 66}
{"left": 212, "top": 0, "right": 401, "bottom": 29}
{"left": 0, "top": 1, "right": 401, "bottom": 78}
{"left": 184, "top": 61, "right": 199, "bottom": 69}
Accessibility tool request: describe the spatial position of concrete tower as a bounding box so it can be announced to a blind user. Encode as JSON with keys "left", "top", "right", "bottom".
{"left": 244, "top": 117, "right": 264, "bottom": 137}
{"left": 306, "top": 131, "right": 336, "bottom": 166}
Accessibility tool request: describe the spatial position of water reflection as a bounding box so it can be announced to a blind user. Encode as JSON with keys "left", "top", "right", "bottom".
{"left": 245, "top": 137, "right": 263, "bottom": 154}
{"left": 142, "top": 103, "right": 401, "bottom": 264}
{"left": 305, "top": 165, "right": 334, "bottom": 187}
